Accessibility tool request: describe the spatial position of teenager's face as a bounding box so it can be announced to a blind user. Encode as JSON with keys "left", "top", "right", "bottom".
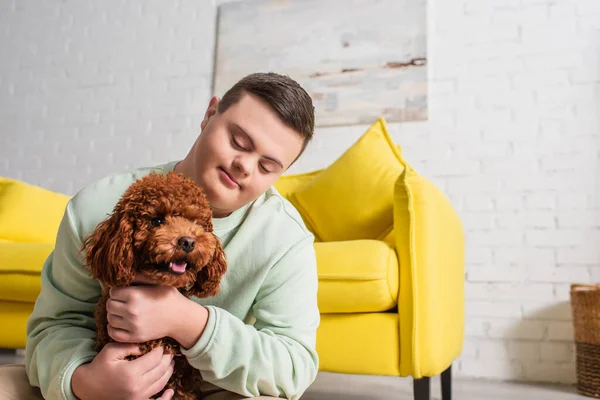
{"left": 190, "top": 94, "right": 304, "bottom": 218}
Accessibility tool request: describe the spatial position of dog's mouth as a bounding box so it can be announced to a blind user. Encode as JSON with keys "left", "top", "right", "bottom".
{"left": 169, "top": 260, "right": 188, "bottom": 274}
{"left": 155, "top": 260, "right": 189, "bottom": 275}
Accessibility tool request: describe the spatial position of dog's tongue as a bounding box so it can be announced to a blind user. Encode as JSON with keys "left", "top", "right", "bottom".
{"left": 170, "top": 261, "right": 187, "bottom": 273}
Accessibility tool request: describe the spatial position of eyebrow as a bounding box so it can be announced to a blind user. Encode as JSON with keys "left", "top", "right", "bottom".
{"left": 232, "top": 123, "right": 284, "bottom": 169}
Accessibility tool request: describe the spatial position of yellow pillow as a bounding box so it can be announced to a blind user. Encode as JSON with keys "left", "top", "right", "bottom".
{"left": 0, "top": 177, "right": 70, "bottom": 243}
{"left": 275, "top": 169, "right": 323, "bottom": 200}
{"left": 287, "top": 118, "right": 406, "bottom": 242}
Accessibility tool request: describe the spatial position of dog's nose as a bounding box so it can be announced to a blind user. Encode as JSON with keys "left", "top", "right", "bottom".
{"left": 177, "top": 236, "right": 195, "bottom": 252}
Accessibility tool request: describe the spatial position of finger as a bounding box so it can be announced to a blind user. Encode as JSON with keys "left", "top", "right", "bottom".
{"left": 109, "top": 287, "right": 130, "bottom": 302}
{"left": 142, "top": 353, "right": 174, "bottom": 384}
{"left": 103, "top": 342, "right": 143, "bottom": 361}
{"left": 130, "top": 346, "right": 166, "bottom": 375}
{"left": 106, "top": 298, "right": 128, "bottom": 316}
{"left": 153, "top": 388, "right": 174, "bottom": 400}
{"left": 107, "top": 313, "right": 126, "bottom": 329}
{"left": 108, "top": 325, "right": 135, "bottom": 343}
{"left": 145, "top": 359, "right": 175, "bottom": 399}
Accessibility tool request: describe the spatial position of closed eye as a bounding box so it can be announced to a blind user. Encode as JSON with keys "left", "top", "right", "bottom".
{"left": 230, "top": 136, "right": 247, "bottom": 151}
{"left": 259, "top": 163, "right": 273, "bottom": 173}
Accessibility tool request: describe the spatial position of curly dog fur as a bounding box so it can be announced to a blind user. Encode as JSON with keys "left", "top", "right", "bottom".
{"left": 82, "top": 171, "right": 228, "bottom": 400}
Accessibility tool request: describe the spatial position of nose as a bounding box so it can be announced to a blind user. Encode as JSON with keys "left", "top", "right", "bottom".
{"left": 177, "top": 236, "right": 195, "bottom": 253}
{"left": 233, "top": 156, "right": 253, "bottom": 177}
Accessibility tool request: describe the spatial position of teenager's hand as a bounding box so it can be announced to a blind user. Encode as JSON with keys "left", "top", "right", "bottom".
{"left": 71, "top": 343, "right": 175, "bottom": 400}
{"left": 107, "top": 274, "right": 210, "bottom": 348}
{"left": 107, "top": 281, "right": 184, "bottom": 343}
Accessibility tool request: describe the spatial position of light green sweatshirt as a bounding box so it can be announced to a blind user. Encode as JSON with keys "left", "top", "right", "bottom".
{"left": 25, "top": 161, "right": 320, "bottom": 400}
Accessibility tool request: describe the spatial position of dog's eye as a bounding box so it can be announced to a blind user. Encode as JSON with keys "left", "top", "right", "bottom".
{"left": 151, "top": 217, "right": 164, "bottom": 227}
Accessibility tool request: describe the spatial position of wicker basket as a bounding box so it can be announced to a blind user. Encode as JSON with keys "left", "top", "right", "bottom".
{"left": 571, "top": 284, "right": 600, "bottom": 398}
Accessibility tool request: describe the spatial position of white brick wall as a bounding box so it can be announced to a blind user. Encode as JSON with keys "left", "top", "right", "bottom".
{"left": 426, "top": 0, "right": 600, "bottom": 384}
{"left": 2, "top": 0, "right": 600, "bottom": 386}
{"left": 0, "top": 0, "right": 216, "bottom": 194}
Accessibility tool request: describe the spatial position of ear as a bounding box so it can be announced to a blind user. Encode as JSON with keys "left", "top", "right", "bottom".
{"left": 189, "top": 239, "right": 227, "bottom": 298}
{"left": 82, "top": 212, "right": 136, "bottom": 288}
{"left": 200, "top": 96, "right": 220, "bottom": 130}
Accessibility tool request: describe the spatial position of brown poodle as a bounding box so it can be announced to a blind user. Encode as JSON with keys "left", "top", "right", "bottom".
{"left": 82, "top": 171, "right": 228, "bottom": 400}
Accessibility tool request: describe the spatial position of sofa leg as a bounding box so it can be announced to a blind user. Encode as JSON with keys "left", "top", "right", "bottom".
{"left": 413, "top": 376, "right": 430, "bottom": 400}
{"left": 441, "top": 364, "right": 452, "bottom": 400}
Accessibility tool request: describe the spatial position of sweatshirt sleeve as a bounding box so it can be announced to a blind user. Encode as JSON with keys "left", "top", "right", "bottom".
{"left": 181, "top": 234, "right": 321, "bottom": 400}
{"left": 25, "top": 200, "right": 102, "bottom": 400}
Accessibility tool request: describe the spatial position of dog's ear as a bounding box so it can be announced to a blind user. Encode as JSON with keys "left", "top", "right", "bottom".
{"left": 189, "top": 238, "right": 227, "bottom": 298}
{"left": 82, "top": 211, "right": 136, "bottom": 288}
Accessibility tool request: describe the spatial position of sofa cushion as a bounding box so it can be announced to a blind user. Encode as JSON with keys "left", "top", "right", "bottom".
{"left": 0, "top": 177, "right": 70, "bottom": 243}
{"left": 315, "top": 240, "right": 398, "bottom": 313}
{"left": 286, "top": 118, "right": 405, "bottom": 242}
{"left": 0, "top": 242, "right": 53, "bottom": 303}
{"left": 0, "top": 301, "right": 34, "bottom": 349}
{"left": 317, "top": 313, "right": 400, "bottom": 376}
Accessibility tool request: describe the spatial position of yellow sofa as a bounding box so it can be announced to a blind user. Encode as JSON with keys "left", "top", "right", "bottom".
{"left": 0, "top": 118, "right": 464, "bottom": 400}
{"left": 0, "top": 176, "right": 70, "bottom": 349}
{"left": 274, "top": 118, "right": 464, "bottom": 400}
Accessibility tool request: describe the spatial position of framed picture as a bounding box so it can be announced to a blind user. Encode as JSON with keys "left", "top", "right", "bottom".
{"left": 214, "top": 0, "right": 427, "bottom": 127}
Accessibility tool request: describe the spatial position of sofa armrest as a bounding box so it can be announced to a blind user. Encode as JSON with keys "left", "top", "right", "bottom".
{"left": 394, "top": 166, "right": 465, "bottom": 378}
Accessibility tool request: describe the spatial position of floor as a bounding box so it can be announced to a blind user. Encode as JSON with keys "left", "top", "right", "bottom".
{"left": 0, "top": 349, "right": 584, "bottom": 399}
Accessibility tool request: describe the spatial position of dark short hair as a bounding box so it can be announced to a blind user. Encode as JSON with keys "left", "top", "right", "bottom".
{"left": 218, "top": 72, "right": 315, "bottom": 160}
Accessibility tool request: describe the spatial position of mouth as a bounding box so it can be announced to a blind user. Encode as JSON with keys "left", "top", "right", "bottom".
{"left": 156, "top": 260, "right": 189, "bottom": 275}
{"left": 218, "top": 167, "right": 240, "bottom": 189}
